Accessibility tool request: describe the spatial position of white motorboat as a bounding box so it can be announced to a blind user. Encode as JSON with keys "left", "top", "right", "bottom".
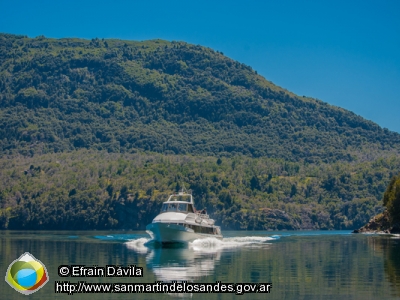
{"left": 146, "top": 190, "right": 223, "bottom": 243}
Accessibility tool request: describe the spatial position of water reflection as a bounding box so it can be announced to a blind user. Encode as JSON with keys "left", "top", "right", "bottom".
{"left": 147, "top": 247, "right": 221, "bottom": 282}
{"left": 6, "top": 231, "right": 396, "bottom": 299}
{"left": 366, "top": 234, "right": 400, "bottom": 297}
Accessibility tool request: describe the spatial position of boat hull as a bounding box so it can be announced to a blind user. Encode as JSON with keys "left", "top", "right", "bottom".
{"left": 146, "top": 222, "right": 222, "bottom": 243}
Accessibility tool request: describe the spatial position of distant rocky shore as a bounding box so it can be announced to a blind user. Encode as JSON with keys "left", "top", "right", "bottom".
{"left": 353, "top": 210, "right": 400, "bottom": 234}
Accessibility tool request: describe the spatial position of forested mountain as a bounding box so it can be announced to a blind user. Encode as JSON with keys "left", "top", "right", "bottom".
{"left": 1, "top": 151, "right": 399, "bottom": 230}
{"left": 0, "top": 33, "right": 399, "bottom": 230}
{"left": 1, "top": 33, "right": 399, "bottom": 162}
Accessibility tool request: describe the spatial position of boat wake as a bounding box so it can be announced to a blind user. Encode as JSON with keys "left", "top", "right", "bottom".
{"left": 125, "top": 237, "right": 153, "bottom": 253}
{"left": 190, "top": 236, "right": 275, "bottom": 251}
{"left": 124, "top": 235, "right": 277, "bottom": 282}
{"left": 125, "top": 235, "right": 277, "bottom": 254}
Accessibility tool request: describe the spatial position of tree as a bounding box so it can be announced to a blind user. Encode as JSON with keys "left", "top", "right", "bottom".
{"left": 250, "top": 175, "right": 260, "bottom": 191}
{"left": 383, "top": 173, "right": 400, "bottom": 224}
{"left": 290, "top": 184, "right": 297, "bottom": 197}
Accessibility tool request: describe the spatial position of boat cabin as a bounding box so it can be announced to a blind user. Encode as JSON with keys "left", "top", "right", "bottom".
{"left": 161, "top": 192, "right": 196, "bottom": 213}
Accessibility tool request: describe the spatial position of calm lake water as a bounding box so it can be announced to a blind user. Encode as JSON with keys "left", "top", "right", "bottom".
{"left": 1, "top": 230, "right": 400, "bottom": 299}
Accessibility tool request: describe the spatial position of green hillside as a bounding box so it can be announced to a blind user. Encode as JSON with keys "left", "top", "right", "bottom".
{"left": 1, "top": 151, "right": 399, "bottom": 230}
{"left": 1, "top": 33, "right": 399, "bottom": 162}
{"left": 0, "top": 33, "right": 399, "bottom": 230}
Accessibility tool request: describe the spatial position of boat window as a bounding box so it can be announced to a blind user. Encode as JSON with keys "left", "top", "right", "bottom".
{"left": 177, "top": 203, "right": 187, "bottom": 212}
{"left": 187, "top": 204, "right": 194, "bottom": 213}
{"left": 190, "top": 225, "right": 214, "bottom": 234}
{"left": 162, "top": 204, "right": 168, "bottom": 212}
{"left": 169, "top": 203, "right": 177, "bottom": 212}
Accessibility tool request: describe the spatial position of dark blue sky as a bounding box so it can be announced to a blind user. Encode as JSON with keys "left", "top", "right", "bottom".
{"left": 1, "top": 0, "right": 399, "bottom": 132}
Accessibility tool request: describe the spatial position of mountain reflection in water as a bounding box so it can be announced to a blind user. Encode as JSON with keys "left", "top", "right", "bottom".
{"left": 3, "top": 231, "right": 400, "bottom": 299}
{"left": 365, "top": 234, "right": 400, "bottom": 297}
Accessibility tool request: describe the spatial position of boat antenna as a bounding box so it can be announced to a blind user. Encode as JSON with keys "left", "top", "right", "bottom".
{"left": 181, "top": 183, "right": 188, "bottom": 193}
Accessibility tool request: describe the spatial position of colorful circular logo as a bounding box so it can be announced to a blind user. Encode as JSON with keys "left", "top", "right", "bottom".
{"left": 5, "top": 252, "right": 49, "bottom": 295}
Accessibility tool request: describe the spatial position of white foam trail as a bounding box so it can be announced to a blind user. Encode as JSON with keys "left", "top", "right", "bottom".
{"left": 223, "top": 236, "right": 276, "bottom": 243}
{"left": 125, "top": 235, "right": 277, "bottom": 253}
{"left": 125, "top": 237, "right": 151, "bottom": 254}
{"left": 189, "top": 236, "right": 275, "bottom": 252}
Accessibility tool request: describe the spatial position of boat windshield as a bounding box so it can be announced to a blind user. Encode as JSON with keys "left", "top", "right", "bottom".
{"left": 161, "top": 203, "right": 194, "bottom": 213}
{"left": 178, "top": 203, "right": 187, "bottom": 211}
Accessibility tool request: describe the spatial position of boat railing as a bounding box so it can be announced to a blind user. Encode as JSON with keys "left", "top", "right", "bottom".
{"left": 195, "top": 212, "right": 209, "bottom": 219}
{"left": 166, "top": 193, "right": 193, "bottom": 203}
